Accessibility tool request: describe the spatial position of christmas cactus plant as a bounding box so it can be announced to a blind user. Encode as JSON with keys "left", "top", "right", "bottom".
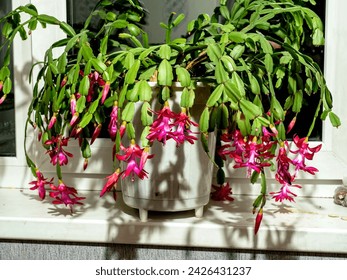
{"left": 0, "top": 0, "right": 340, "bottom": 233}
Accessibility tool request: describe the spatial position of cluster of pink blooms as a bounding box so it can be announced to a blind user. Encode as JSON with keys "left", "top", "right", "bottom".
{"left": 29, "top": 169, "right": 85, "bottom": 211}
{"left": 218, "top": 128, "right": 322, "bottom": 203}
{"left": 30, "top": 71, "right": 112, "bottom": 209}
{"left": 28, "top": 134, "right": 85, "bottom": 211}
{"left": 146, "top": 105, "right": 198, "bottom": 146}
{"left": 107, "top": 106, "right": 199, "bottom": 189}
{"left": 216, "top": 128, "right": 321, "bottom": 234}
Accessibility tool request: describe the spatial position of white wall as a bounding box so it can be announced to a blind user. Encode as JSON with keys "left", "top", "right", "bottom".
{"left": 325, "top": 1, "right": 347, "bottom": 166}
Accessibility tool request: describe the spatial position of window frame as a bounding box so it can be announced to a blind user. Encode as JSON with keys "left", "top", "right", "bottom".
{"left": 0, "top": 0, "right": 35, "bottom": 187}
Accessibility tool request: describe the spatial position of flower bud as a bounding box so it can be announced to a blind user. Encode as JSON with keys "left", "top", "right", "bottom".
{"left": 269, "top": 124, "right": 278, "bottom": 136}
{"left": 48, "top": 113, "right": 57, "bottom": 129}
{"left": 37, "top": 130, "right": 42, "bottom": 141}
{"left": 254, "top": 208, "right": 263, "bottom": 235}
{"left": 286, "top": 116, "right": 296, "bottom": 134}
{"left": 70, "top": 126, "right": 82, "bottom": 138}
{"left": 70, "top": 112, "right": 79, "bottom": 127}
{"left": 83, "top": 158, "right": 88, "bottom": 170}
{"left": 119, "top": 121, "right": 127, "bottom": 138}
{"left": 61, "top": 76, "right": 67, "bottom": 88}
{"left": 0, "top": 94, "right": 6, "bottom": 105}
{"left": 91, "top": 124, "right": 102, "bottom": 144}
{"left": 70, "top": 94, "right": 76, "bottom": 115}
{"left": 101, "top": 82, "right": 110, "bottom": 104}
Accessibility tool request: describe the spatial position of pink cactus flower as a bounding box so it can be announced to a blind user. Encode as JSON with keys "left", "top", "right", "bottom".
{"left": 286, "top": 116, "right": 297, "bottom": 134}
{"left": 70, "top": 94, "right": 77, "bottom": 115}
{"left": 119, "top": 121, "right": 126, "bottom": 138}
{"left": 276, "top": 144, "right": 293, "bottom": 184}
{"left": 232, "top": 137, "right": 272, "bottom": 176}
{"left": 147, "top": 106, "right": 177, "bottom": 144}
{"left": 270, "top": 177, "right": 302, "bottom": 202}
{"left": 219, "top": 130, "right": 245, "bottom": 161}
{"left": 29, "top": 170, "right": 53, "bottom": 200}
{"left": 83, "top": 158, "right": 89, "bottom": 171}
{"left": 171, "top": 111, "right": 198, "bottom": 146}
{"left": 70, "top": 126, "right": 83, "bottom": 138}
{"left": 116, "top": 141, "right": 153, "bottom": 180}
{"left": 70, "top": 112, "right": 79, "bottom": 127}
{"left": 60, "top": 76, "right": 67, "bottom": 87}
{"left": 219, "top": 130, "right": 275, "bottom": 176}
{"left": 100, "top": 168, "right": 123, "bottom": 198}
{"left": 290, "top": 135, "right": 322, "bottom": 176}
{"left": 0, "top": 95, "right": 6, "bottom": 105}
{"left": 45, "top": 135, "right": 73, "bottom": 166}
{"left": 49, "top": 181, "right": 85, "bottom": 210}
{"left": 86, "top": 71, "right": 106, "bottom": 102}
{"left": 108, "top": 105, "right": 118, "bottom": 141}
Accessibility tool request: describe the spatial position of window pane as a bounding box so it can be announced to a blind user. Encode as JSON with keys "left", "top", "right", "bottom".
{"left": 286, "top": 0, "right": 325, "bottom": 141}
{"left": 66, "top": 0, "right": 98, "bottom": 31}
{"left": 0, "top": 0, "right": 16, "bottom": 156}
{"left": 66, "top": 0, "right": 217, "bottom": 42}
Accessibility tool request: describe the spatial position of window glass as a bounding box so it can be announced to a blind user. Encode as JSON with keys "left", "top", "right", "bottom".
{"left": 0, "top": 0, "right": 16, "bottom": 156}
{"left": 67, "top": 0, "right": 218, "bottom": 42}
{"left": 286, "top": 0, "right": 325, "bottom": 140}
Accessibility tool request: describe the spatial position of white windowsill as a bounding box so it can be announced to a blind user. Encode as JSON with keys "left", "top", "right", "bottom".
{"left": 1, "top": 188, "right": 347, "bottom": 254}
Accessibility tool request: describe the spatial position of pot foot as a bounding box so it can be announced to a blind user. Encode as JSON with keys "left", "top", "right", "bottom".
{"left": 195, "top": 206, "right": 204, "bottom": 218}
{"left": 139, "top": 209, "right": 148, "bottom": 222}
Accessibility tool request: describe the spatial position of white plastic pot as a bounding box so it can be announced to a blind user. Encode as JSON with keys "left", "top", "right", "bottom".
{"left": 121, "top": 83, "right": 215, "bottom": 221}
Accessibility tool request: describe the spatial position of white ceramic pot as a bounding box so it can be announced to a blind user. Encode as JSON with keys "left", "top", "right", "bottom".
{"left": 121, "top": 83, "right": 215, "bottom": 221}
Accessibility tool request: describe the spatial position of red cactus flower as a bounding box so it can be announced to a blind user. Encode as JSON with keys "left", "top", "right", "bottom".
{"left": 211, "top": 182, "right": 234, "bottom": 201}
